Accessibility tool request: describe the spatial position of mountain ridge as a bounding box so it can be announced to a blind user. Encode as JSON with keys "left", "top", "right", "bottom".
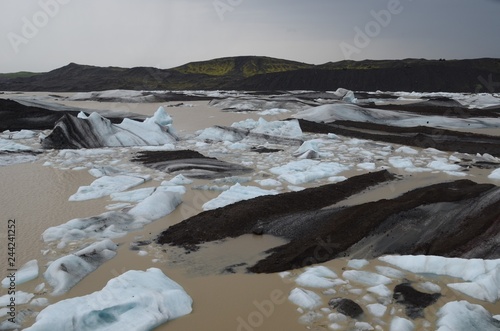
{"left": 1, "top": 56, "right": 499, "bottom": 92}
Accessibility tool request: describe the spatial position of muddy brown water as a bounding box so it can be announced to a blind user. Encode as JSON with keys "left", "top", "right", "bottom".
{"left": 0, "top": 93, "right": 499, "bottom": 330}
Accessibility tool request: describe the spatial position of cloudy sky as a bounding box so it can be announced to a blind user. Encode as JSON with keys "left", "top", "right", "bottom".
{"left": 1, "top": 0, "right": 499, "bottom": 73}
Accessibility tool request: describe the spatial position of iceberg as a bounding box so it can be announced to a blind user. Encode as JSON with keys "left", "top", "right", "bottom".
{"left": 26, "top": 268, "right": 193, "bottom": 331}
{"left": 41, "top": 107, "right": 178, "bottom": 149}
{"left": 44, "top": 239, "right": 117, "bottom": 295}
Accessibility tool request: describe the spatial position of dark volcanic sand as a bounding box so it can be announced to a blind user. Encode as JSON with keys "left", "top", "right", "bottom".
{"left": 157, "top": 171, "right": 500, "bottom": 273}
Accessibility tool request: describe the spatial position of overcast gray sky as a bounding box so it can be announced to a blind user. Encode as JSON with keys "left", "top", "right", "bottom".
{"left": 1, "top": 0, "right": 499, "bottom": 73}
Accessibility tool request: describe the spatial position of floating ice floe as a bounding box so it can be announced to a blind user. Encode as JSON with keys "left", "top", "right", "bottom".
{"left": 389, "top": 316, "right": 415, "bottom": 331}
{"left": 0, "top": 138, "right": 33, "bottom": 152}
{"left": 257, "top": 108, "right": 290, "bottom": 116}
{"left": 69, "top": 174, "right": 151, "bottom": 201}
{"left": 342, "top": 270, "right": 392, "bottom": 286}
{"left": 379, "top": 255, "right": 500, "bottom": 302}
{"left": 288, "top": 288, "right": 323, "bottom": 310}
{"left": 43, "top": 191, "right": 183, "bottom": 245}
{"left": 293, "top": 140, "right": 324, "bottom": 159}
{"left": 44, "top": 239, "right": 117, "bottom": 295}
{"left": 270, "top": 159, "right": 350, "bottom": 185}
{"left": 295, "top": 266, "right": 345, "bottom": 288}
{"left": 1, "top": 260, "right": 38, "bottom": 288}
{"left": 26, "top": 268, "right": 193, "bottom": 331}
{"left": 436, "top": 301, "right": 500, "bottom": 331}
{"left": 0, "top": 291, "right": 34, "bottom": 306}
{"left": 489, "top": 168, "right": 500, "bottom": 180}
{"left": 202, "top": 183, "right": 278, "bottom": 211}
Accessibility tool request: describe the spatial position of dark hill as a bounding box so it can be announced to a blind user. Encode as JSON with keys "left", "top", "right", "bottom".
{"left": 1, "top": 57, "right": 499, "bottom": 92}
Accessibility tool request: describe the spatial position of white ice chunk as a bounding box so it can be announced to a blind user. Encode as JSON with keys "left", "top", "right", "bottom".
{"left": 389, "top": 316, "right": 414, "bottom": 331}
{"left": 293, "top": 140, "right": 323, "bottom": 159}
{"left": 26, "top": 268, "right": 193, "bottom": 331}
{"left": 488, "top": 168, "right": 500, "bottom": 180}
{"left": 295, "top": 266, "right": 344, "bottom": 288}
{"left": 258, "top": 108, "right": 290, "bottom": 116}
{"left": 0, "top": 291, "right": 34, "bottom": 306}
{"left": 255, "top": 178, "right": 282, "bottom": 187}
{"left": 69, "top": 175, "right": 149, "bottom": 201}
{"left": 110, "top": 187, "right": 156, "bottom": 202}
{"left": 355, "top": 322, "right": 374, "bottom": 330}
{"left": 288, "top": 288, "right": 323, "bottom": 310}
{"left": 347, "top": 259, "right": 369, "bottom": 269}
{"left": 357, "top": 162, "right": 376, "bottom": 170}
{"left": 44, "top": 239, "right": 117, "bottom": 295}
{"left": 30, "top": 298, "right": 49, "bottom": 307}
{"left": 427, "top": 160, "right": 462, "bottom": 171}
{"left": 270, "top": 159, "right": 349, "bottom": 185}
{"left": 0, "top": 138, "right": 33, "bottom": 152}
{"left": 374, "top": 266, "right": 405, "bottom": 279}
{"left": 395, "top": 146, "right": 419, "bottom": 155}
{"left": 252, "top": 118, "right": 303, "bottom": 138}
{"left": 167, "top": 174, "right": 193, "bottom": 185}
{"left": 128, "top": 191, "right": 183, "bottom": 221}
{"left": 343, "top": 270, "right": 392, "bottom": 286}
{"left": 1, "top": 260, "right": 38, "bottom": 288}
{"left": 437, "top": 301, "right": 500, "bottom": 331}
{"left": 367, "top": 284, "right": 392, "bottom": 298}
{"left": 202, "top": 183, "right": 277, "bottom": 211}
{"left": 416, "top": 281, "right": 442, "bottom": 293}
{"left": 366, "top": 303, "right": 387, "bottom": 317}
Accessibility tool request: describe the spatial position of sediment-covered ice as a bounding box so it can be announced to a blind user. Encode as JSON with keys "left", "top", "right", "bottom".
{"left": 44, "top": 239, "right": 117, "bottom": 295}
{"left": 270, "top": 159, "right": 350, "bottom": 185}
{"left": 202, "top": 183, "right": 277, "bottom": 211}
{"left": 294, "top": 103, "right": 500, "bottom": 129}
{"left": 379, "top": 255, "right": 500, "bottom": 302}
{"left": 1, "top": 260, "right": 38, "bottom": 288}
{"left": 42, "top": 107, "right": 178, "bottom": 149}
{"left": 26, "top": 268, "right": 193, "bottom": 331}
{"left": 436, "top": 301, "right": 500, "bottom": 331}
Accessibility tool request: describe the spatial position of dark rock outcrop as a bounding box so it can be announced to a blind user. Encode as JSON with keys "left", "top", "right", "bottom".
{"left": 393, "top": 283, "right": 441, "bottom": 319}
{"left": 329, "top": 298, "right": 364, "bottom": 318}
